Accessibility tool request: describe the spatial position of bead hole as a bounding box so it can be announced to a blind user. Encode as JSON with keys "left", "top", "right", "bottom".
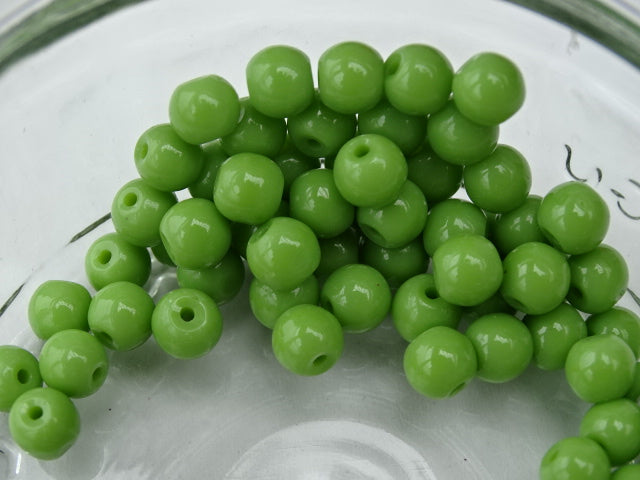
{"left": 425, "top": 287, "right": 439, "bottom": 299}
{"left": 360, "top": 224, "right": 384, "bottom": 246}
{"left": 16, "top": 369, "right": 30, "bottom": 384}
{"left": 312, "top": 354, "right": 328, "bottom": 367}
{"left": 95, "top": 331, "right": 114, "bottom": 349}
{"left": 448, "top": 382, "right": 466, "bottom": 397}
{"left": 354, "top": 144, "right": 369, "bottom": 158}
{"left": 97, "top": 250, "right": 112, "bottom": 265}
{"left": 28, "top": 406, "right": 43, "bottom": 420}
{"left": 305, "top": 137, "right": 322, "bottom": 151}
{"left": 136, "top": 141, "right": 149, "bottom": 160}
{"left": 502, "top": 294, "right": 526, "bottom": 313}
{"left": 385, "top": 56, "right": 400, "bottom": 76}
{"left": 180, "top": 307, "right": 195, "bottom": 322}
{"left": 92, "top": 366, "right": 106, "bottom": 385}
{"left": 123, "top": 192, "right": 138, "bottom": 207}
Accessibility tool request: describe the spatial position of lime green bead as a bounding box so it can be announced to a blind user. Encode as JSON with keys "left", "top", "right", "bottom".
{"left": 9, "top": 387, "right": 80, "bottom": 460}
{"left": 422, "top": 198, "right": 487, "bottom": 256}
{"left": 188, "top": 140, "right": 227, "bottom": 199}
{"left": 361, "top": 238, "right": 429, "bottom": 289}
{"left": 318, "top": 41, "right": 384, "bottom": 114}
{"left": 87, "top": 281, "right": 154, "bottom": 351}
{"left": 612, "top": 465, "right": 640, "bottom": 480}
{"left": 0, "top": 346, "right": 42, "bottom": 412}
{"left": 274, "top": 137, "right": 321, "bottom": 196}
{"left": 134, "top": 123, "right": 204, "bottom": 192}
{"left": 85, "top": 232, "right": 151, "bottom": 290}
{"left": 384, "top": 44, "right": 453, "bottom": 115}
{"left": 407, "top": 146, "right": 462, "bottom": 204}
{"left": 540, "top": 437, "right": 610, "bottom": 480}
{"left": 28, "top": 280, "right": 91, "bottom": 340}
{"left": 315, "top": 227, "right": 360, "bottom": 278}
{"left": 587, "top": 307, "right": 640, "bottom": 358}
{"left": 246, "top": 45, "right": 314, "bottom": 118}
{"left": 490, "top": 195, "right": 546, "bottom": 256}
{"left": 229, "top": 200, "right": 289, "bottom": 259}
{"left": 150, "top": 242, "right": 176, "bottom": 267}
{"left": 169, "top": 74, "right": 240, "bottom": 144}
{"left": 403, "top": 326, "right": 477, "bottom": 398}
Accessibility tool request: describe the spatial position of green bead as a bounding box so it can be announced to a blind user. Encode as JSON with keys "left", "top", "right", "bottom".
{"left": 462, "top": 144, "right": 531, "bottom": 213}
{"left": 229, "top": 200, "right": 290, "bottom": 259}
{"left": 159, "top": 198, "right": 231, "bottom": 270}
{"left": 422, "top": 198, "right": 487, "bottom": 256}
{"left": 9, "top": 387, "right": 80, "bottom": 460}
{"left": 151, "top": 288, "right": 223, "bottom": 359}
{"left": 580, "top": 398, "right": 640, "bottom": 466}
{"left": 213, "top": 152, "right": 284, "bottom": 225}
{"left": 432, "top": 234, "right": 503, "bottom": 307}
{"left": 357, "top": 99, "right": 427, "bottom": 155}
{"left": 315, "top": 227, "right": 360, "bottom": 278}
{"left": 465, "top": 313, "right": 533, "bottom": 383}
{"left": 87, "top": 281, "right": 154, "bottom": 351}
{"left": 490, "top": 195, "right": 546, "bottom": 256}
{"left": 249, "top": 275, "right": 320, "bottom": 330}
{"left": 463, "top": 291, "right": 515, "bottom": 320}
{"left": 246, "top": 45, "right": 314, "bottom": 118}
{"left": 150, "top": 242, "right": 176, "bottom": 267}
{"left": 452, "top": 52, "right": 525, "bottom": 126}
{"left": 392, "top": 274, "right": 461, "bottom": 342}
{"left": 407, "top": 146, "right": 462, "bottom": 204}
{"left": 540, "top": 437, "right": 610, "bottom": 480}
{"left": 134, "top": 123, "right": 204, "bottom": 192}
{"left": 39, "top": 329, "right": 109, "bottom": 398}
{"left": 176, "top": 250, "right": 245, "bottom": 306}
{"left": 626, "top": 362, "right": 640, "bottom": 402}
{"left": 523, "top": 303, "right": 587, "bottom": 370}
{"left": 273, "top": 137, "right": 321, "bottom": 195}
{"left": 169, "top": 74, "right": 240, "bottom": 144}
{"left": 320, "top": 264, "right": 391, "bottom": 333}
{"left": 426, "top": 101, "right": 499, "bottom": 166}
{"left": 612, "top": 465, "right": 640, "bottom": 480}
{"left": 246, "top": 216, "right": 320, "bottom": 291}
{"left": 587, "top": 307, "right": 640, "bottom": 358}
{"left": 357, "top": 180, "right": 427, "bottom": 248}
{"left": 28, "top": 280, "right": 91, "bottom": 340}
{"left": 384, "top": 43, "right": 453, "bottom": 115}
{"left": 188, "top": 140, "right": 227, "bottom": 199}
{"left": 361, "top": 238, "right": 429, "bottom": 289}
{"left": 537, "top": 181, "right": 610, "bottom": 255}
{"left": 567, "top": 244, "right": 629, "bottom": 314}
{"left": 111, "top": 178, "right": 177, "bottom": 247}
{"left": 318, "top": 41, "right": 384, "bottom": 114}
{"left": 271, "top": 304, "right": 344, "bottom": 376}
{"left": 500, "top": 242, "right": 571, "bottom": 315}
{"left": 289, "top": 168, "right": 354, "bottom": 238}
{"left": 403, "top": 326, "right": 477, "bottom": 398}
{"left": 0, "top": 346, "right": 42, "bottom": 412}
{"left": 85, "top": 232, "right": 151, "bottom": 290}
{"left": 333, "top": 133, "right": 408, "bottom": 208}
{"left": 565, "top": 334, "right": 636, "bottom": 403}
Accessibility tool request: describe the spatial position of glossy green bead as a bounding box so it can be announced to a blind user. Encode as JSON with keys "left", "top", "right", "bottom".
{"left": 28, "top": 280, "right": 91, "bottom": 340}
{"left": 357, "top": 180, "right": 427, "bottom": 249}
{"left": 392, "top": 274, "right": 461, "bottom": 342}
{"left": 39, "top": 329, "right": 109, "bottom": 398}
{"left": 150, "top": 242, "right": 176, "bottom": 267}
{"left": 246, "top": 44, "right": 314, "bottom": 118}
{"left": 318, "top": 41, "right": 384, "bottom": 114}
{"left": 361, "top": 238, "right": 429, "bottom": 289}
{"left": 249, "top": 275, "right": 319, "bottom": 330}
{"left": 274, "top": 137, "right": 321, "bottom": 195}
{"left": 537, "top": 181, "right": 610, "bottom": 255}
{"left": 580, "top": 398, "right": 640, "bottom": 465}
{"left": 169, "top": 74, "right": 240, "bottom": 144}
{"left": 567, "top": 244, "right": 629, "bottom": 314}
{"left": 315, "top": 227, "right": 360, "bottom": 278}
{"left": 422, "top": 198, "right": 487, "bottom": 256}
{"left": 176, "top": 250, "right": 245, "bottom": 306}
{"left": 500, "top": 242, "right": 570, "bottom": 315}
{"left": 357, "top": 100, "right": 427, "bottom": 155}
{"left": 490, "top": 195, "right": 546, "bottom": 256}
{"left": 246, "top": 216, "right": 320, "bottom": 291}
{"left": 320, "top": 264, "right": 391, "bottom": 333}
{"left": 587, "top": 307, "right": 640, "bottom": 358}
{"left": 465, "top": 313, "right": 533, "bottom": 383}
{"left": 426, "top": 102, "right": 499, "bottom": 166}
{"left": 85, "top": 232, "right": 151, "bottom": 290}
{"left": 463, "top": 291, "right": 515, "bottom": 320}
{"left": 462, "top": 144, "right": 531, "bottom": 213}
{"left": 540, "top": 437, "right": 610, "bottom": 480}
{"left": 565, "top": 334, "right": 636, "bottom": 403}
{"left": 229, "top": 200, "right": 289, "bottom": 259}
{"left": 272, "top": 304, "right": 344, "bottom": 376}
{"left": 333, "top": 133, "right": 408, "bottom": 208}
{"left": 612, "top": 465, "right": 640, "bottom": 480}
{"left": 452, "top": 52, "right": 525, "bottom": 126}
{"left": 407, "top": 146, "right": 462, "bottom": 204}
{"left": 289, "top": 168, "right": 354, "bottom": 238}
{"left": 403, "top": 326, "right": 477, "bottom": 398}
{"left": 111, "top": 178, "right": 177, "bottom": 247}
{"left": 151, "top": 288, "right": 223, "bottom": 359}
{"left": 432, "top": 234, "right": 503, "bottom": 307}
{"left": 213, "top": 152, "right": 284, "bottom": 225}
{"left": 287, "top": 93, "right": 357, "bottom": 159}
{"left": 384, "top": 43, "right": 453, "bottom": 115}
{"left": 0, "top": 346, "right": 42, "bottom": 412}
{"left": 87, "top": 281, "right": 154, "bottom": 351}
{"left": 134, "top": 123, "right": 204, "bottom": 192}
{"left": 188, "top": 140, "right": 227, "bottom": 199}
{"left": 524, "top": 303, "right": 587, "bottom": 370}
{"left": 159, "top": 198, "right": 231, "bottom": 270}
{"left": 9, "top": 387, "right": 80, "bottom": 460}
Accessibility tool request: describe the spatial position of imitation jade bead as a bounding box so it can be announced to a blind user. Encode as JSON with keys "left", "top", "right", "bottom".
{"left": 587, "top": 307, "right": 640, "bottom": 358}
{"left": 315, "top": 227, "right": 360, "bottom": 278}
{"left": 361, "top": 238, "right": 429, "bottom": 288}
{"left": 28, "top": 280, "right": 91, "bottom": 340}
{"left": 422, "top": 198, "right": 487, "bottom": 256}
{"left": 407, "top": 146, "right": 462, "bottom": 204}
{"left": 188, "top": 140, "right": 227, "bottom": 199}
{"left": 0, "top": 346, "right": 42, "bottom": 412}
{"left": 490, "top": 195, "right": 546, "bottom": 256}
{"left": 612, "top": 465, "right": 640, "bottom": 480}
{"left": 540, "top": 437, "right": 610, "bottom": 480}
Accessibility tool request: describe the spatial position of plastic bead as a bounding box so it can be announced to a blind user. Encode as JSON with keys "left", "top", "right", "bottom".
{"left": 587, "top": 307, "right": 640, "bottom": 358}
{"left": 422, "top": 198, "right": 487, "bottom": 256}
{"left": 406, "top": 146, "right": 462, "bottom": 205}
{"left": 315, "top": 227, "right": 360, "bottom": 278}
{"left": 490, "top": 195, "right": 546, "bottom": 256}
{"left": 188, "top": 140, "right": 227, "bottom": 199}
{"left": 360, "top": 238, "right": 429, "bottom": 289}
{"left": 0, "top": 346, "right": 42, "bottom": 412}
{"left": 539, "top": 437, "right": 610, "bottom": 480}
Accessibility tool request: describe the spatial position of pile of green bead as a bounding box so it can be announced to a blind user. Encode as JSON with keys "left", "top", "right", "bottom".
{"left": 1, "top": 41, "right": 639, "bottom": 479}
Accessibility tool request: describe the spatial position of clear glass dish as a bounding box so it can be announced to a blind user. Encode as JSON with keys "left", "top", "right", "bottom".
{"left": 1, "top": 1, "right": 639, "bottom": 479}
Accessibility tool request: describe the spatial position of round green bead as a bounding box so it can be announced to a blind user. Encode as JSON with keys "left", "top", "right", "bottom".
{"left": 188, "top": 140, "right": 227, "bottom": 199}
{"left": 28, "top": 280, "right": 91, "bottom": 340}
{"left": 540, "top": 437, "right": 610, "bottom": 480}
{"left": 422, "top": 198, "right": 487, "bottom": 256}
{"left": 407, "top": 146, "right": 462, "bottom": 204}
{"left": 318, "top": 41, "right": 384, "bottom": 114}
{"left": 0, "top": 346, "right": 42, "bottom": 412}
{"left": 87, "top": 281, "right": 154, "bottom": 351}
{"left": 587, "top": 307, "right": 640, "bottom": 358}
{"left": 463, "top": 291, "right": 515, "bottom": 320}
{"left": 490, "top": 195, "right": 546, "bottom": 256}
{"left": 229, "top": 200, "right": 289, "bottom": 259}
{"left": 273, "top": 137, "right": 321, "bottom": 196}
{"left": 315, "top": 227, "right": 360, "bottom": 278}
{"left": 612, "top": 465, "right": 640, "bottom": 480}
{"left": 360, "top": 238, "right": 429, "bottom": 289}
{"left": 169, "top": 74, "right": 240, "bottom": 144}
